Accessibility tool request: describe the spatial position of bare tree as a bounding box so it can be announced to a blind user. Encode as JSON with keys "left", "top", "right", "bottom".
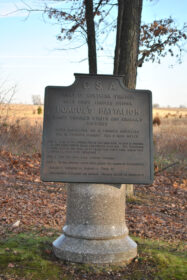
{"left": 15, "top": 1, "right": 186, "bottom": 74}
{"left": 0, "top": 79, "right": 16, "bottom": 122}
{"left": 32, "top": 95, "right": 42, "bottom": 105}
{"left": 42, "top": 0, "right": 186, "bottom": 71}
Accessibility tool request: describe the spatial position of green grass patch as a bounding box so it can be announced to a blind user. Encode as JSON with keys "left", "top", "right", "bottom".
{"left": 0, "top": 231, "right": 62, "bottom": 280}
{"left": 0, "top": 231, "right": 186, "bottom": 279}
{"left": 126, "top": 195, "right": 145, "bottom": 205}
{"left": 133, "top": 237, "right": 187, "bottom": 280}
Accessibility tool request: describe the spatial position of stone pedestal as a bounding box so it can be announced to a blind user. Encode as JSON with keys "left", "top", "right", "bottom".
{"left": 53, "top": 184, "right": 137, "bottom": 264}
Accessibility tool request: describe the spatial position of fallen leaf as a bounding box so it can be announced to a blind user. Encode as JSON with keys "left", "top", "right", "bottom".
{"left": 12, "top": 220, "right": 20, "bottom": 228}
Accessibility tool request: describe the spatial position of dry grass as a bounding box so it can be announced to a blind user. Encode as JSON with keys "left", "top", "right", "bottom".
{"left": 0, "top": 119, "right": 43, "bottom": 154}
{"left": 0, "top": 105, "right": 187, "bottom": 161}
{"left": 154, "top": 118, "right": 187, "bottom": 158}
{"left": 153, "top": 108, "right": 187, "bottom": 118}
{"left": 0, "top": 104, "right": 43, "bottom": 122}
{"left": 0, "top": 104, "right": 43, "bottom": 154}
{"left": 153, "top": 108, "right": 187, "bottom": 169}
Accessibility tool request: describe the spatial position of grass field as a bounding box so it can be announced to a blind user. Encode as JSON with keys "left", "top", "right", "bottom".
{"left": 152, "top": 108, "right": 187, "bottom": 170}
{"left": 0, "top": 104, "right": 43, "bottom": 154}
{"left": 0, "top": 104, "right": 187, "bottom": 162}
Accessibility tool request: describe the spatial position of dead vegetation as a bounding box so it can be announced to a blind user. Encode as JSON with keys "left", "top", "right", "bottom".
{"left": 0, "top": 104, "right": 43, "bottom": 154}
{"left": 153, "top": 116, "right": 161, "bottom": 126}
{"left": 1, "top": 105, "right": 187, "bottom": 161}
{"left": 153, "top": 113, "right": 187, "bottom": 162}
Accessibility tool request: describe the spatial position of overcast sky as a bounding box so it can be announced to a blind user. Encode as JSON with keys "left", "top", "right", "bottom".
{"left": 0, "top": 0, "right": 187, "bottom": 107}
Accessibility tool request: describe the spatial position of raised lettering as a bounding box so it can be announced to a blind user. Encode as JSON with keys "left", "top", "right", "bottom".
{"left": 95, "top": 80, "right": 103, "bottom": 91}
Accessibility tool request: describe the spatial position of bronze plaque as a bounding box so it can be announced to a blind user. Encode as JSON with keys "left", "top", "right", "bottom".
{"left": 41, "top": 74, "right": 153, "bottom": 184}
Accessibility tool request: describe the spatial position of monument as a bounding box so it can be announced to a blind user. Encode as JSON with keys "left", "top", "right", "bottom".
{"left": 41, "top": 74, "right": 153, "bottom": 264}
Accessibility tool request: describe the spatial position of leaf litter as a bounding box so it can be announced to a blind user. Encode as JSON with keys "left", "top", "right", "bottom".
{"left": 0, "top": 149, "right": 186, "bottom": 242}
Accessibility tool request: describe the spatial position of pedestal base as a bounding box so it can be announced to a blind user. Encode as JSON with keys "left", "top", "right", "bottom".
{"left": 53, "top": 184, "right": 137, "bottom": 264}
{"left": 53, "top": 234, "right": 137, "bottom": 264}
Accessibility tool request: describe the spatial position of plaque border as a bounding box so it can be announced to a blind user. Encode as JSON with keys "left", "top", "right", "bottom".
{"left": 41, "top": 74, "right": 154, "bottom": 185}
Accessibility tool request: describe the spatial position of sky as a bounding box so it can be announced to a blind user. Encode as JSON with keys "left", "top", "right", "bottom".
{"left": 0, "top": 0, "right": 187, "bottom": 107}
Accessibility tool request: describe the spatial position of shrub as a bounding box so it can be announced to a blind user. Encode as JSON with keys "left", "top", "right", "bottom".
{"left": 153, "top": 116, "right": 161, "bottom": 126}
{"left": 37, "top": 106, "right": 42, "bottom": 115}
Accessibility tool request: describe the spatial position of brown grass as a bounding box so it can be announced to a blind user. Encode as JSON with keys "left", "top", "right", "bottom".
{"left": 0, "top": 104, "right": 43, "bottom": 154}
{"left": 153, "top": 108, "right": 187, "bottom": 118}
{"left": 0, "top": 119, "right": 43, "bottom": 154}
{"left": 153, "top": 109, "right": 187, "bottom": 161}
{"left": 0, "top": 105, "right": 187, "bottom": 160}
{"left": 0, "top": 104, "right": 43, "bottom": 122}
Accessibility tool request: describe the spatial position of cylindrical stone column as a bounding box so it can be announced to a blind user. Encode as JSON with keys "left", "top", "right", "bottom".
{"left": 53, "top": 184, "right": 137, "bottom": 264}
